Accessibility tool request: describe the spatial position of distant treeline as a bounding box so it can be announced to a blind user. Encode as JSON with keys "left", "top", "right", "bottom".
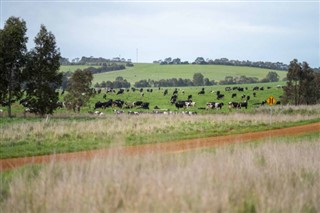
{"left": 154, "top": 57, "right": 290, "bottom": 71}
{"left": 60, "top": 56, "right": 133, "bottom": 66}
{"left": 84, "top": 64, "right": 126, "bottom": 74}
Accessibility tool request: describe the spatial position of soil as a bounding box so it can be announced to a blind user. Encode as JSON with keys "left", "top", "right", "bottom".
{"left": 0, "top": 122, "right": 319, "bottom": 172}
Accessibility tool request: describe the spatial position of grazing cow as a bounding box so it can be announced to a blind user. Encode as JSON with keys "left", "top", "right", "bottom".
{"left": 117, "top": 89, "right": 124, "bottom": 95}
{"left": 140, "top": 88, "right": 143, "bottom": 93}
{"left": 260, "top": 87, "right": 264, "bottom": 91}
{"left": 206, "top": 102, "right": 215, "bottom": 110}
{"left": 267, "top": 86, "right": 271, "bottom": 89}
{"left": 246, "top": 96, "right": 251, "bottom": 101}
{"left": 276, "top": 101, "right": 281, "bottom": 105}
{"left": 164, "top": 89, "right": 168, "bottom": 96}
{"left": 124, "top": 102, "right": 134, "bottom": 109}
{"left": 173, "top": 88, "right": 178, "bottom": 95}
{"left": 175, "top": 101, "right": 186, "bottom": 109}
{"left": 216, "top": 91, "right": 221, "bottom": 96}
{"left": 253, "top": 86, "right": 259, "bottom": 91}
{"left": 207, "top": 102, "right": 223, "bottom": 110}
{"left": 198, "top": 88, "right": 205, "bottom": 95}
{"left": 253, "top": 92, "right": 257, "bottom": 97}
{"left": 225, "top": 87, "right": 232, "bottom": 91}
{"left": 232, "top": 93, "right": 237, "bottom": 98}
{"left": 217, "top": 94, "right": 224, "bottom": 100}
{"left": 170, "top": 95, "right": 178, "bottom": 104}
{"left": 103, "top": 94, "right": 107, "bottom": 99}
{"left": 228, "top": 102, "right": 239, "bottom": 109}
{"left": 238, "top": 87, "right": 244, "bottom": 92}
{"left": 94, "top": 99, "right": 113, "bottom": 109}
{"left": 113, "top": 100, "right": 124, "bottom": 108}
{"left": 238, "top": 101, "right": 248, "bottom": 109}
{"left": 241, "top": 94, "right": 246, "bottom": 99}
{"left": 131, "top": 87, "right": 136, "bottom": 92}
{"left": 133, "top": 101, "right": 143, "bottom": 107}
{"left": 185, "top": 101, "right": 196, "bottom": 108}
{"left": 19, "top": 98, "right": 29, "bottom": 107}
{"left": 187, "top": 95, "right": 192, "bottom": 101}
{"left": 139, "top": 102, "right": 150, "bottom": 109}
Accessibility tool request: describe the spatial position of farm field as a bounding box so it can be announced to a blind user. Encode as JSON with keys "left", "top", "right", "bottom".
{"left": 2, "top": 82, "right": 286, "bottom": 116}
{"left": 91, "top": 63, "right": 288, "bottom": 85}
{"left": 1, "top": 106, "right": 319, "bottom": 159}
{"left": 1, "top": 132, "right": 319, "bottom": 212}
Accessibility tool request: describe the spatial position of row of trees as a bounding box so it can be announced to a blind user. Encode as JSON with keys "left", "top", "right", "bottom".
{"left": 0, "top": 17, "right": 62, "bottom": 117}
{"left": 60, "top": 56, "right": 133, "bottom": 66}
{"left": 155, "top": 57, "right": 291, "bottom": 71}
{"left": 219, "top": 72, "right": 280, "bottom": 85}
{"left": 94, "top": 77, "right": 131, "bottom": 88}
{"left": 0, "top": 16, "right": 94, "bottom": 117}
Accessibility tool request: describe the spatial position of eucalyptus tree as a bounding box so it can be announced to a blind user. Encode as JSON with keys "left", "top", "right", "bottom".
{"left": 24, "top": 25, "right": 62, "bottom": 116}
{"left": 64, "top": 69, "right": 93, "bottom": 112}
{"left": 0, "top": 17, "right": 28, "bottom": 117}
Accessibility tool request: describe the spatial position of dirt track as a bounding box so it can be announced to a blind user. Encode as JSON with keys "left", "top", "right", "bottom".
{"left": 1, "top": 122, "right": 319, "bottom": 172}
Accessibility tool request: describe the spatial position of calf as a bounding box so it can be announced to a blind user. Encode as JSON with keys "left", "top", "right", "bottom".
{"left": 228, "top": 102, "right": 239, "bottom": 109}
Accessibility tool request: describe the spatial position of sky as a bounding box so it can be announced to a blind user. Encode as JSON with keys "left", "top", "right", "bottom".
{"left": 1, "top": 0, "right": 319, "bottom": 67}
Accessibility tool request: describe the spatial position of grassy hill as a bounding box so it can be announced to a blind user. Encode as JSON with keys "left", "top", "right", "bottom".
{"left": 90, "top": 63, "right": 287, "bottom": 85}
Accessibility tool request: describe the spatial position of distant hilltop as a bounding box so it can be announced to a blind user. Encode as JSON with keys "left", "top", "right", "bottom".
{"left": 60, "top": 56, "right": 132, "bottom": 66}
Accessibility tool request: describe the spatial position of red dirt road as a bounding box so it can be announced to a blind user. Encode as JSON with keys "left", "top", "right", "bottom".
{"left": 1, "top": 122, "right": 319, "bottom": 172}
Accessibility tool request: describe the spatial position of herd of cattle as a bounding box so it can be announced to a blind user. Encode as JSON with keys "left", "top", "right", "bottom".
{"left": 91, "top": 85, "right": 282, "bottom": 115}
{"left": 0, "top": 85, "right": 282, "bottom": 115}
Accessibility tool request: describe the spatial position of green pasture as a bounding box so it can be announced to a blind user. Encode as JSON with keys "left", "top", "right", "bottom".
{"left": 91, "top": 63, "right": 287, "bottom": 85}
{"left": 1, "top": 82, "right": 286, "bottom": 116}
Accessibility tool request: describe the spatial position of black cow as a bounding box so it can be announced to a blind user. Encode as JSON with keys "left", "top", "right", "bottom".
{"left": 133, "top": 101, "right": 143, "bottom": 107}
{"left": 139, "top": 102, "right": 150, "bottom": 109}
{"left": 232, "top": 93, "right": 237, "bottom": 98}
{"left": 170, "top": 95, "right": 178, "bottom": 104}
{"left": 175, "top": 101, "right": 186, "bottom": 109}
{"left": 94, "top": 99, "right": 113, "bottom": 109}
{"left": 238, "top": 101, "right": 248, "bottom": 109}
{"left": 187, "top": 95, "right": 192, "bottom": 101}
{"left": 217, "top": 94, "right": 224, "bottom": 100}
{"left": 228, "top": 102, "right": 239, "bottom": 109}
{"left": 117, "top": 89, "right": 124, "bottom": 95}
{"left": 113, "top": 100, "right": 124, "bottom": 108}
{"left": 238, "top": 87, "right": 244, "bottom": 92}
{"left": 163, "top": 89, "right": 168, "bottom": 96}
{"left": 253, "top": 86, "right": 259, "bottom": 91}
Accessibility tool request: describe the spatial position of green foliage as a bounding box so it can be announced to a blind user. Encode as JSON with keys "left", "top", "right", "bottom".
{"left": 0, "top": 16, "right": 28, "bottom": 117}
{"left": 64, "top": 69, "right": 93, "bottom": 112}
{"left": 193, "top": 73, "right": 204, "bottom": 86}
{"left": 283, "top": 59, "right": 320, "bottom": 105}
{"left": 24, "top": 25, "right": 62, "bottom": 116}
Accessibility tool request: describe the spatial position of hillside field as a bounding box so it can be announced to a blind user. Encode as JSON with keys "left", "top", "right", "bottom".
{"left": 59, "top": 63, "right": 287, "bottom": 85}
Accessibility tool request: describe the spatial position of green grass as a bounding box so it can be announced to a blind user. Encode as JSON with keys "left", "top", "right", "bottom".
{"left": 59, "top": 65, "right": 100, "bottom": 73}
{"left": 92, "top": 63, "right": 287, "bottom": 85}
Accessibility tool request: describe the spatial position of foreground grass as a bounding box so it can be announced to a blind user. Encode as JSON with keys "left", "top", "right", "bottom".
{"left": 1, "top": 108, "right": 319, "bottom": 159}
{"left": 1, "top": 134, "right": 319, "bottom": 212}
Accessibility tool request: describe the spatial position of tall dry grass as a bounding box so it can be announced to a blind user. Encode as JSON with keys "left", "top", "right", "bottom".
{"left": 1, "top": 137, "right": 320, "bottom": 212}
{"left": 1, "top": 112, "right": 319, "bottom": 143}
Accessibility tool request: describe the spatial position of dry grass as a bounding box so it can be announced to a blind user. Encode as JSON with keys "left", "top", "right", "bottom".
{"left": 1, "top": 113, "right": 318, "bottom": 143}
{"left": 1, "top": 137, "right": 320, "bottom": 212}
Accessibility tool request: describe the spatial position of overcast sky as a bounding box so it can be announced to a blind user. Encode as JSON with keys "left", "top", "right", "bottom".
{"left": 1, "top": 0, "right": 319, "bottom": 67}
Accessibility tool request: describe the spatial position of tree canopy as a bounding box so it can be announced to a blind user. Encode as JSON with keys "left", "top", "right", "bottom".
{"left": 0, "top": 17, "right": 28, "bottom": 117}
{"left": 282, "top": 59, "right": 320, "bottom": 105}
{"left": 24, "top": 25, "right": 62, "bottom": 116}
